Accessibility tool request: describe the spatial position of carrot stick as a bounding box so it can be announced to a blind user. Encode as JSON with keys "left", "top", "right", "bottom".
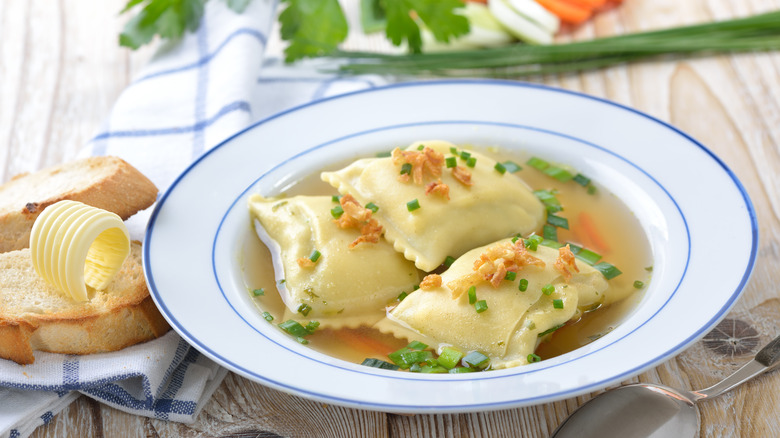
{"left": 332, "top": 328, "right": 398, "bottom": 357}
{"left": 535, "top": 0, "right": 593, "bottom": 24}
{"left": 578, "top": 212, "right": 611, "bottom": 254}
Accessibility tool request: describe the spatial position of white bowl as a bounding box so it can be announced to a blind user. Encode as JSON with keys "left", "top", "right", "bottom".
{"left": 144, "top": 80, "right": 757, "bottom": 413}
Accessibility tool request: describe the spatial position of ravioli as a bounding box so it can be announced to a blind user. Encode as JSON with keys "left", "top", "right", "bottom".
{"left": 386, "top": 239, "right": 608, "bottom": 369}
{"left": 321, "top": 140, "right": 545, "bottom": 271}
{"left": 249, "top": 194, "right": 420, "bottom": 326}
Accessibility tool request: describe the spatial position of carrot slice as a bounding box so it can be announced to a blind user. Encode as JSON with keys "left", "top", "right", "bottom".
{"left": 578, "top": 211, "right": 611, "bottom": 254}
{"left": 535, "top": 0, "right": 592, "bottom": 24}
{"left": 332, "top": 328, "right": 398, "bottom": 357}
{"left": 560, "top": 0, "right": 607, "bottom": 8}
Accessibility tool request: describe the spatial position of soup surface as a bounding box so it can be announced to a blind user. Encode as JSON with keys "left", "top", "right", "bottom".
{"left": 242, "top": 142, "right": 652, "bottom": 370}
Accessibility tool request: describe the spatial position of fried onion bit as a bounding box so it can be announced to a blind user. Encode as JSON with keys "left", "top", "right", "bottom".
{"left": 392, "top": 146, "right": 444, "bottom": 185}
{"left": 425, "top": 179, "right": 450, "bottom": 199}
{"left": 554, "top": 244, "right": 579, "bottom": 282}
{"left": 333, "top": 194, "right": 383, "bottom": 248}
{"left": 448, "top": 239, "right": 545, "bottom": 298}
{"left": 419, "top": 274, "right": 443, "bottom": 291}
{"left": 297, "top": 257, "right": 317, "bottom": 268}
{"left": 451, "top": 165, "right": 473, "bottom": 186}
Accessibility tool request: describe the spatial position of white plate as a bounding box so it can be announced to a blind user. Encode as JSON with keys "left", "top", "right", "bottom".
{"left": 144, "top": 80, "right": 757, "bottom": 413}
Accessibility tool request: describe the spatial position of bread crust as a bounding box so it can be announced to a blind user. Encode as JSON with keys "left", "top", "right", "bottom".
{"left": 0, "top": 156, "right": 158, "bottom": 253}
{"left": 0, "top": 244, "right": 170, "bottom": 365}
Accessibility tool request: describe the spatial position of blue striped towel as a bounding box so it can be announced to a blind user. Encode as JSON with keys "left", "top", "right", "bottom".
{"left": 0, "top": 1, "right": 385, "bottom": 436}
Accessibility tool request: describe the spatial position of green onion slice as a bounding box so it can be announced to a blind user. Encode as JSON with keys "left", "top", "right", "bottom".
{"left": 547, "top": 214, "right": 569, "bottom": 229}
{"left": 538, "top": 323, "right": 565, "bottom": 338}
{"left": 361, "top": 358, "right": 400, "bottom": 370}
{"left": 518, "top": 278, "right": 528, "bottom": 292}
{"left": 501, "top": 161, "right": 522, "bottom": 173}
{"left": 494, "top": 162, "right": 507, "bottom": 174}
{"left": 594, "top": 262, "right": 623, "bottom": 280}
{"left": 475, "top": 300, "right": 488, "bottom": 313}
{"left": 468, "top": 286, "right": 477, "bottom": 305}
{"left": 407, "top": 199, "right": 421, "bottom": 211}
{"left": 252, "top": 288, "right": 265, "bottom": 296}
{"left": 463, "top": 351, "right": 490, "bottom": 370}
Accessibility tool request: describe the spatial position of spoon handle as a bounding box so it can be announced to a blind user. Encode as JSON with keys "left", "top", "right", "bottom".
{"left": 756, "top": 333, "right": 780, "bottom": 368}
{"left": 694, "top": 333, "right": 780, "bottom": 401}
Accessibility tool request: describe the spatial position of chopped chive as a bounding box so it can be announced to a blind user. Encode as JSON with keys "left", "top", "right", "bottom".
{"left": 594, "top": 262, "right": 623, "bottom": 280}
{"left": 417, "top": 144, "right": 425, "bottom": 150}
{"left": 511, "top": 234, "right": 521, "bottom": 244}
{"left": 297, "top": 303, "right": 312, "bottom": 316}
{"left": 448, "top": 366, "right": 474, "bottom": 374}
{"left": 278, "top": 279, "right": 286, "bottom": 284}
{"left": 296, "top": 337, "right": 309, "bottom": 344}
{"left": 543, "top": 224, "right": 558, "bottom": 241}
{"left": 547, "top": 214, "right": 569, "bottom": 229}
{"left": 502, "top": 161, "right": 522, "bottom": 173}
{"left": 406, "top": 199, "right": 421, "bottom": 211}
{"left": 633, "top": 280, "right": 645, "bottom": 289}
{"left": 463, "top": 351, "right": 490, "bottom": 370}
{"left": 279, "top": 320, "right": 310, "bottom": 337}
{"left": 443, "top": 255, "right": 456, "bottom": 268}
{"left": 494, "top": 162, "right": 507, "bottom": 174}
{"left": 524, "top": 235, "right": 542, "bottom": 251}
{"left": 475, "top": 300, "right": 488, "bottom": 313}
{"left": 365, "top": 202, "right": 379, "bottom": 213}
{"left": 460, "top": 151, "right": 471, "bottom": 160}
{"left": 407, "top": 340, "right": 428, "bottom": 350}
{"left": 467, "top": 286, "right": 477, "bottom": 305}
{"left": 567, "top": 243, "right": 602, "bottom": 265}
{"left": 445, "top": 156, "right": 457, "bottom": 168}
{"left": 419, "top": 365, "right": 448, "bottom": 373}
{"left": 527, "top": 353, "right": 541, "bottom": 363}
{"left": 400, "top": 162, "right": 412, "bottom": 175}
{"left": 262, "top": 311, "right": 274, "bottom": 322}
{"left": 542, "top": 284, "right": 555, "bottom": 295}
{"left": 504, "top": 271, "right": 517, "bottom": 281}
{"left": 540, "top": 239, "right": 564, "bottom": 249}
{"left": 543, "top": 166, "right": 574, "bottom": 182}
{"left": 526, "top": 157, "right": 549, "bottom": 170}
{"left": 587, "top": 185, "right": 597, "bottom": 195}
{"left": 361, "top": 358, "right": 400, "bottom": 370}
{"left": 413, "top": 284, "right": 420, "bottom": 291}
{"left": 252, "top": 288, "right": 265, "bottom": 296}
{"left": 309, "top": 250, "right": 321, "bottom": 263}
{"left": 305, "top": 321, "right": 320, "bottom": 332}
{"left": 533, "top": 189, "right": 563, "bottom": 213}
{"left": 645, "top": 266, "right": 654, "bottom": 272}
{"left": 553, "top": 299, "right": 564, "bottom": 309}
{"left": 466, "top": 156, "right": 477, "bottom": 167}
{"left": 375, "top": 150, "right": 392, "bottom": 158}
{"left": 450, "top": 146, "right": 459, "bottom": 155}
{"left": 538, "top": 323, "right": 565, "bottom": 338}
{"left": 397, "top": 291, "right": 408, "bottom": 301}
{"left": 518, "top": 278, "right": 528, "bottom": 291}
{"left": 438, "top": 347, "right": 464, "bottom": 369}
{"left": 330, "top": 205, "right": 344, "bottom": 219}
{"left": 573, "top": 174, "right": 591, "bottom": 187}
{"left": 331, "top": 195, "right": 341, "bottom": 203}
{"left": 388, "top": 348, "right": 433, "bottom": 369}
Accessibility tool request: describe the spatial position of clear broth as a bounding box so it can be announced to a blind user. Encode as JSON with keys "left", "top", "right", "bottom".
{"left": 242, "top": 146, "right": 653, "bottom": 366}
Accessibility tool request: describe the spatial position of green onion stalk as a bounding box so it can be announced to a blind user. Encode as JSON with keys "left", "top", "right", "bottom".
{"left": 332, "top": 11, "right": 780, "bottom": 78}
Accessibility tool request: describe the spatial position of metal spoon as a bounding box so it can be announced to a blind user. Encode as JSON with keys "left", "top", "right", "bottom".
{"left": 551, "top": 333, "right": 780, "bottom": 438}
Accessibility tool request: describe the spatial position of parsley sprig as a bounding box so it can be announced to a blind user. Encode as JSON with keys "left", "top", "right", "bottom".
{"left": 119, "top": 0, "right": 469, "bottom": 62}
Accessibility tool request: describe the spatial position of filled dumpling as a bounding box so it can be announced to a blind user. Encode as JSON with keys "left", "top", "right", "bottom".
{"left": 385, "top": 238, "right": 608, "bottom": 369}
{"left": 321, "top": 140, "right": 545, "bottom": 271}
{"left": 249, "top": 194, "right": 420, "bottom": 326}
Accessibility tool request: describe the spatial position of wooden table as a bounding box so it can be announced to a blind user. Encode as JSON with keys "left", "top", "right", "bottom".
{"left": 3, "top": 0, "right": 780, "bottom": 436}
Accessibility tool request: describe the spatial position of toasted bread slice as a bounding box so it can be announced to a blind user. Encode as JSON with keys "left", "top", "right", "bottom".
{"left": 0, "top": 242, "right": 170, "bottom": 364}
{"left": 0, "top": 156, "right": 158, "bottom": 253}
